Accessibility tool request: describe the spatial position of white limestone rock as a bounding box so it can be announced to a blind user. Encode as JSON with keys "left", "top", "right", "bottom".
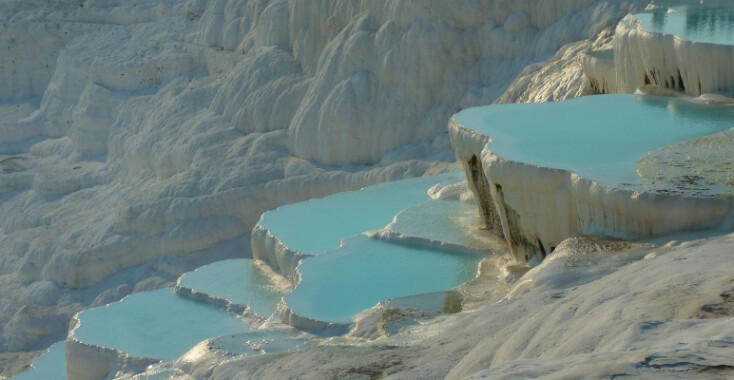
{"left": 0, "top": 0, "right": 647, "bottom": 359}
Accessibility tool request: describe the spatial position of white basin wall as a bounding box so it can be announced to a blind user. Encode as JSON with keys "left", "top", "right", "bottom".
{"left": 449, "top": 120, "right": 504, "bottom": 236}
{"left": 480, "top": 145, "right": 731, "bottom": 261}
{"left": 251, "top": 225, "right": 309, "bottom": 285}
{"left": 580, "top": 49, "right": 617, "bottom": 94}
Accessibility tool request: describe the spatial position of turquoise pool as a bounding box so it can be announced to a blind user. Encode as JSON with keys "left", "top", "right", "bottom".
{"left": 10, "top": 341, "right": 66, "bottom": 380}
{"left": 73, "top": 289, "right": 250, "bottom": 360}
{"left": 258, "top": 172, "right": 464, "bottom": 255}
{"left": 285, "top": 235, "right": 481, "bottom": 325}
{"left": 452, "top": 95, "right": 734, "bottom": 188}
{"left": 177, "top": 258, "right": 284, "bottom": 319}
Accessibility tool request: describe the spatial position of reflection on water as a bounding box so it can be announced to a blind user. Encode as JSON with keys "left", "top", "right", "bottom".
{"left": 638, "top": 0, "right": 734, "bottom": 45}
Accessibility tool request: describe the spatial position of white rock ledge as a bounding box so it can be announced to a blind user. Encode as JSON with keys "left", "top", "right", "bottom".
{"left": 251, "top": 224, "right": 309, "bottom": 286}
{"left": 449, "top": 119, "right": 734, "bottom": 263}
{"left": 278, "top": 301, "right": 352, "bottom": 336}
{"left": 172, "top": 286, "right": 254, "bottom": 322}
{"left": 365, "top": 230, "right": 489, "bottom": 258}
{"left": 581, "top": 49, "right": 617, "bottom": 94}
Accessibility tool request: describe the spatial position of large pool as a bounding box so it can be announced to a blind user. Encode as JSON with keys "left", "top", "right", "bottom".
{"left": 177, "top": 258, "right": 285, "bottom": 319}
{"left": 452, "top": 95, "right": 734, "bottom": 189}
{"left": 258, "top": 172, "right": 464, "bottom": 255}
{"left": 284, "top": 235, "right": 481, "bottom": 324}
{"left": 633, "top": 0, "right": 734, "bottom": 46}
{"left": 73, "top": 289, "right": 250, "bottom": 360}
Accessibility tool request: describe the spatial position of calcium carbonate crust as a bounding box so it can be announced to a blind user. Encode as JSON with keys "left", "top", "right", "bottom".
{"left": 581, "top": 48, "right": 617, "bottom": 94}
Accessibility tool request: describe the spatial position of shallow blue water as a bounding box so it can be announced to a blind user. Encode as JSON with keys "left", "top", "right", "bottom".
{"left": 10, "top": 342, "right": 66, "bottom": 380}
{"left": 452, "top": 95, "right": 734, "bottom": 188}
{"left": 389, "top": 200, "right": 479, "bottom": 246}
{"left": 285, "top": 235, "right": 481, "bottom": 324}
{"left": 177, "top": 259, "right": 284, "bottom": 319}
{"left": 210, "top": 329, "right": 313, "bottom": 356}
{"left": 258, "top": 172, "right": 464, "bottom": 255}
{"left": 74, "top": 289, "right": 250, "bottom": 360}
{"left": 634, "top": 0, "right": 734, "bottom": 45}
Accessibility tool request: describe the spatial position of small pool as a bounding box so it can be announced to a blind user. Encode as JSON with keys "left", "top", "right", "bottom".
{"left": 285, "top": 235, "right": 481, "bottom": 325}
{"left": 9, "top": 341, "right": 66, "bottom": 380}
{"left": 633, "top": 0, "right": 734, "bottom": 46}
{"left": 205, "top": 329, "right": 313, "bottom": 357}
{"left": 387, "top": 199, "right": 507, "bottom": 252}
{"left": 73, "top": 289, "right": 250, "bottom": 360}
{"left": 258, "top": 172, "right": 464, "bottom": 255}
{"left": 177, "top": 259, "right": 285, "bottom": 319}
{"left": 452, "top": 95, "right": 734, "bottom": 189}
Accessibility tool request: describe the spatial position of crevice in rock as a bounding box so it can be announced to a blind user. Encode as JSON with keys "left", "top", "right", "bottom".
{"left": 492, "top": 183, "right": 540, "bottom": 262}
{"left": 466, "top": 155, "right": 502, "bottom": 236}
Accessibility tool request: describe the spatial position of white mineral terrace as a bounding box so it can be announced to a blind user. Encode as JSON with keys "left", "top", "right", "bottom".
{"left": 253, "top": 174, "right": 492, "bottom": 331}
{"left": 252, "top": 172, "right": 464, "bottom": 281}
{"left": 449, "top": 94, "right": 734, "bottom": 262}
{"left": 613, "top": 0, "right": 734, "bottom": 95}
